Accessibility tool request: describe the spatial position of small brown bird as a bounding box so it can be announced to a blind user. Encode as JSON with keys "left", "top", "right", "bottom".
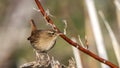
{"left": 28, "top": 20, "right": 59, "bottom": 53}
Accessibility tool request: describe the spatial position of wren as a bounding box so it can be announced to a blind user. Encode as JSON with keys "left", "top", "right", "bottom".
{"left": 28, "top": 20, "right": 59, "bottom": 53}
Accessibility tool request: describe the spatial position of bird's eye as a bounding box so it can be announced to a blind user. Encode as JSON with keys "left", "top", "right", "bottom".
{"left": 51, "top": 32, "right": 55, "bottom": 35}
{"left": 49, "top": 32, "right": 54, "bottom": 35}
{"left": 48, "top": 31, "right": 55, "bottom": 36}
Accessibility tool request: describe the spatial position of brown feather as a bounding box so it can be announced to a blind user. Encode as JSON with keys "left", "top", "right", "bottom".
{"left": 30, "top": 19, "right": 37, "bottom": 32}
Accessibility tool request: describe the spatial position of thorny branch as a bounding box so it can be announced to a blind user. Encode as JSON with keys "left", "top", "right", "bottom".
{"left": 34, "top": 0, "right": 118, "bottom": 68}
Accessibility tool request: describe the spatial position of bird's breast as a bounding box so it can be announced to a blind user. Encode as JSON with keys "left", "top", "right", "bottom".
{"left": 33, "top": 38, "right": 56, "bottom": 52}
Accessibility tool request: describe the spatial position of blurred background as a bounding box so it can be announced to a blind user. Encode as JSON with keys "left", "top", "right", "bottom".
{"left": 0, "top": 0, "right": 120, "bottom": 68}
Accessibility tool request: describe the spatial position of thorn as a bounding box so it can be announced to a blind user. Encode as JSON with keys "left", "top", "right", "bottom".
{"left": 85, "top": 36, "right": 89, "bottom": 49}
{"left": 78, "top": 35, "right": 85, "bottom": 48}
{"left": 33, "top": 7, "right": 40, "bottom": 12}
{"left": 76, "top": 45, "right": 79, "bottom": 48}
{"left": 30, "top": 19, "right": 37, "bottom": 32}
{"left": 103, "top": 60, "right": 106, "bottom": 63}
{"left": 62, "top": 20, "right": 67, "bottom": 35}
{"left": 45, "top": 9, "right": 55, "bottom": 17}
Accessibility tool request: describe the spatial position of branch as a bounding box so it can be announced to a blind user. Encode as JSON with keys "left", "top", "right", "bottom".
{"left": 34, "top": 0, "right": 118, "bottom": 68}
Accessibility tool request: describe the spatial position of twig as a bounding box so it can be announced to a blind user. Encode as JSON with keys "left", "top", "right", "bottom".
{"left": 67, "top": 57, "right": 76, "bottom": 68}
{"left": 34, "top": 0, "right": 118, "bottom": 67}
{"left": 78, "top": 35, "right": 85, "bottom": 48}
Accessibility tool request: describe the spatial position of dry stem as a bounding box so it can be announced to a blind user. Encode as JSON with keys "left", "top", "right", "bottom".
{"left": 20, "top": 54, "right": 75, "bottom": 68}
